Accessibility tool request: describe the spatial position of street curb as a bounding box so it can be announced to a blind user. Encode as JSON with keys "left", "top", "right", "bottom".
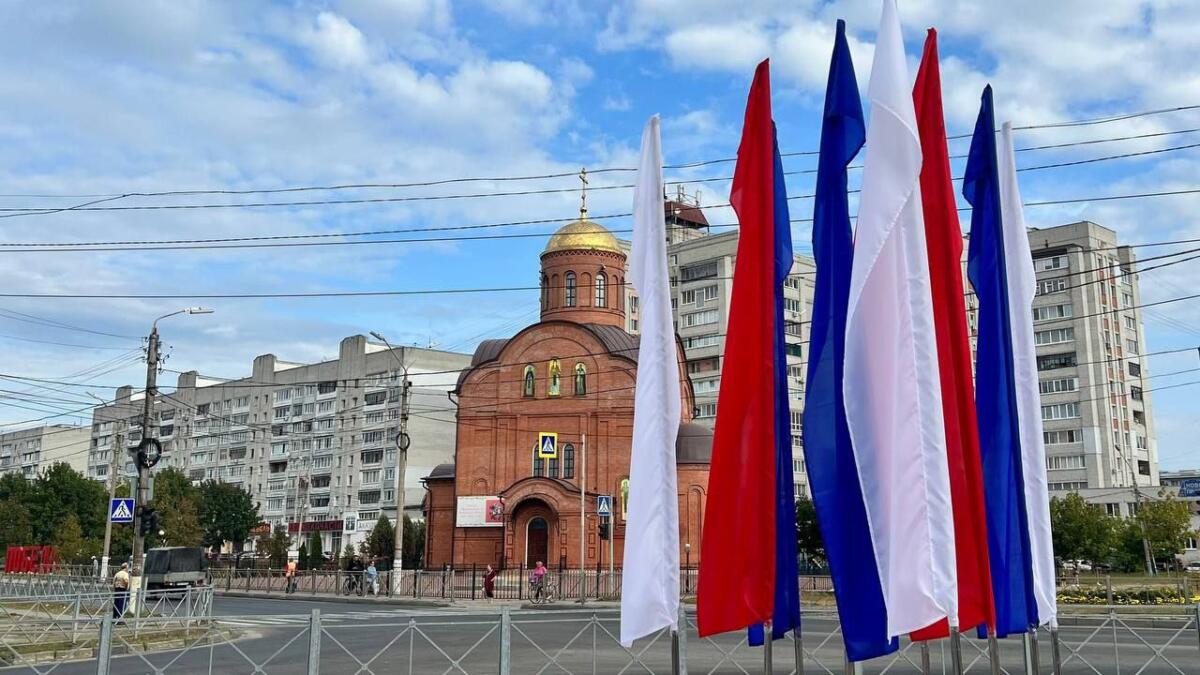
{"left": 516, "top": 601, "right": 622, "bottom": 611}
{"left": 216, "top": 591, "right": 451, "bottom": 608}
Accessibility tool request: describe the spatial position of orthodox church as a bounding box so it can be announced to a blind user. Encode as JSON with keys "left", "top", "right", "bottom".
{"left": 422, "top": 204, "right": 712, "bottom": 569}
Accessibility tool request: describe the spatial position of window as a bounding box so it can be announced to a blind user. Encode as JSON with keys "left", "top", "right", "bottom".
{"left": 1129, "top": 362, "right": 1142, "bottom": 377}
{"left": 540, "top": 274, "right": 549, "bottom": 309}
{"left": 1032, "top": 304, "right": 1073, "bottom": 321}
{"left": 160, "top": 424, "right": 174, "bottom": 437}
{"left": 532, "top": 451, "right": 544, "bottom": 477}
{"left": 548, "top": 360, "right": 561, "bottom": 397}
{"left": 1046, "top": 455, "right": 1085, "bottom": 470}
{"left": 681, "top": 285, "right": 719, "bottom": 306}
{"left": 563, "top": 443, "right": 575, "bottom": 479}
{"left": 680, "top": 260, "right": 719, "bottom": 282}
{"left": 360, "top": 469, "right": 381, "bottom": 484}
{"left": 1039, "top": 377, "right": 1078, "bottom": 394}
{"left": 1047, "top": 481, "right": 1087, "bottom": 491}
{"left": 1138, "top": 460, "right": 1151, "bottom": 476}
{"left": 684, "top": 334, "right": 720, "bottom": 349}
{"left": 1043, "top": 429, "right": 1081, "bottom": 445}
{"left": 547, "top": 456, "right": 559, "bottom": 478}
{"left": 683, "top": 309, "right": 719, "bottom": 327}
{"left": 523, "top": 365, "right": 535, "bottom": 397}
{"left": 1122, "top": 292, "right": 1133, "bottom": 307}
{"left": 317, "top": 400, "right": 334, "bottom": 413}
{"left": 274, "top": 406, "right": 288, "bottom": 420}
{"left": 1037, "top": 353, "right": 1077, "bottom": 371}
{"left": 790, "top": 411, "right": 802, "bottom": 433}
{"left": 365, "top": 411, "right": 385, "bottom": 425}
{"left": 266, "top": 497, "right": 284, "bottom": 510}
{"left": 358, "top": 490, "right": 381, "bottom": 505}
{"left": 785, "top": 298, "right": 802, "bottom": 314}
{"left": 1126, "top": 339, "right": 1138, "bottom": 353}
{"left": 362, "top": 430, "right": 385, "bottom": 445}
{"left": 1035, "top": 327, "right": 1074, "bottom": 345}
{"left": 1041, "top": 402, "right": 1080, "bottom": 420}
{"left": 1035, "top": 255, "right": 1069, "bottom": 271}
{"left": 1133, "top": 410, "right": 1145, "bottom": 425}
{"left": 693, "top": 378, "right": 719, "bottom": 394}
{"left": 364, "top": 391, "right": 386, "bottom": 406}
{"left": 317, "top": 381, "right": 337, "bottom": 394}
{"left": 1130, "top": 386, "right": 1143, "bottom": 401}
{"left": 596, "top": 272, "right": 607, "bottom": 307}
{"left": 197, "top": 403, "right": 211, "bottom": 415}
{"left": 361, "top": 449, "right": 383, "bottom": 464}
{"left": 565, "top": 272, "right": 577, "bottom": 307}
{"left": 312, "top": 455, "right": 333, "bottom": 470}
{"left": 696, "top": 403, "right": 717, "bottom": 418}
{"left": 574, "top": 363, "right": 586, "bottom": 395}
{"left": 1036, "top": 278, "right": 1068, "bottom": 295}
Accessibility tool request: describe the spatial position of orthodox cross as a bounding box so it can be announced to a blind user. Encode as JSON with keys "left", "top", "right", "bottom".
{"left": 579, "top": 167, "right": 589, "bottom": 219}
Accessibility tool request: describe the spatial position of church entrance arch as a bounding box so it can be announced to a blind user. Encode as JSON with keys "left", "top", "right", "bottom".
{"left": 511, "top": 498, "right": 557, "bottom": 567}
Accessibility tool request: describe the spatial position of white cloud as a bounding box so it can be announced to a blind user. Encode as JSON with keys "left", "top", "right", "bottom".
{"left": 663, "top": 23, "right": 772, "bottom": 72}
{"left": 302, "top": 12, "right": 372, "bottom": 70}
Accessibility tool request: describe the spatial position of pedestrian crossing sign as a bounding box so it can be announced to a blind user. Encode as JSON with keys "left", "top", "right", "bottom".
{"left": 110, "top": 498, "right": 134, "bottom": 523}
{"left": 596, "top": 495, "right": 612, "bottom": 517}
{"left": 537, "top": 432, "right": 557, "bottom": 459}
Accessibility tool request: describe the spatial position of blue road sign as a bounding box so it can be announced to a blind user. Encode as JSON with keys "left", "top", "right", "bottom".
{"left": 538, "top": 432, "right": 558, "bottom": 459}
{"left": 110, "top": 498, "right": 135, "bottom": 523}
{"left": 1180, "top": 478, "right": 1200, "bottom": 498}
{"left": 597, "top": 495, "right": 613, "bottom": 517}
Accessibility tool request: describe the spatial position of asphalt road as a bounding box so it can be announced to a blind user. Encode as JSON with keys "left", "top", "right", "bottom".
{"left": 5, "top": 595, "right": 1198, "bottom": 674}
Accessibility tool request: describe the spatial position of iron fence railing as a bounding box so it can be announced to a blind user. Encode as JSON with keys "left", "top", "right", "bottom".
{"left": 0, "top": 603, "right": 1195, "bottom": 674}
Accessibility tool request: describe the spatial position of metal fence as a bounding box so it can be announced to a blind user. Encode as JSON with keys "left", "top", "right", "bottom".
{"left": 0, "top": 603, "right": 1197, "bottom": 674}
{"left": 208, "top": 566, "right": 836, "bottom": 601}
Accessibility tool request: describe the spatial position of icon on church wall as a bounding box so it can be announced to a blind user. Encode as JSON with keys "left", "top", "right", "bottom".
{"left": 523, "top": 365, "right": 535, "bottom": 397}
{"left": 620, "top": 478, "right": 630, "bottom": 521}
{"left": 548, "top": 359, "right": 562, "bottom": 396}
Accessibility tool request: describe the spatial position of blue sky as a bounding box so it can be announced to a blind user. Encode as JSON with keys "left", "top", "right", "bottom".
{"left": 1, "top": 0, "right": 1199, "bottom": 470}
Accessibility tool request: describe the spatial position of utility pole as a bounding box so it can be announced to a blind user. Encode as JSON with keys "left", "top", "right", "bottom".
{"left": 579, "top": 432, "right": 587, "bottom": 604}
{"left": 369, "top": 332, "right": 411, "bottom": 586}
{"left": 130, "top": 325, "right": 159, "bottom": 577}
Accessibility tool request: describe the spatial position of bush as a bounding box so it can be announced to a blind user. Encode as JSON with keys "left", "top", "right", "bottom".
{"left": 1057, "top": 583, "right": 1200, "bottom": 605}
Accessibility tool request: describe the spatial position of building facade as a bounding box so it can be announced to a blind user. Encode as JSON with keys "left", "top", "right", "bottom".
{"left": 1011, "top": 221, "right": 1158, "bottom": 492}
{"left": 0, "top": 424, "right": 91, "bottom": 478}
{"left": 423, "top": 214, "right": 711, "bottom": 569}
{"left": 87, "top": 337, "right": 470, "bottom": 554}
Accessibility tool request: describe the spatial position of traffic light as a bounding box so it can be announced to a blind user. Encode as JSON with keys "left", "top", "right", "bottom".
{"left": 598, "top": 520, "right": 610, "bottom": 541}
{"left": 139, "top": 507, "right": 159, "bottom": 537}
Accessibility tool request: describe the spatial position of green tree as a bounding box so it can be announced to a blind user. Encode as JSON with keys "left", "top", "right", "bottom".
{"left": 297, "top": 541, "right": 309, "bottom": 570}
{"left": 0, "top": 498, "right": 34, "bottom": 550}
{"left": 402, "top": 516, "right": 425, "bottom": 570}
{"left": 340, "top": 542, "right": 357, "bottom": 570}
{"left": 0, "top": 472, "right": 32, "bottom": 503}
{"left": 307, "top": 530, "right": 325, "bottom": 569}
{"left": 794, "top": 497, "right": 825, "bottom": 568}
{"left": 1137, "top": 494, "right": 1196, "bottom": 564}
{"left": 198, "top": 481, "right": 260, "bottom": 552}
{"left": 53, "top": 513, "right": 90, "bottom": 563}
{"left": 1049, "top": 493, "right": 1116, "bottom": 564}
{"left": 1112, "top": 518, "right": 1150, "bottom": 573}
{"left": 29, "top": 463, "right": 107, "bottom": 544}
{"left": 365, "top": 517, "right": 395, "bottom": 568}
{"left": 159, "top": 496, "right": 204, "bottom": 547}
{"left": 265, "top": 525, "right": 290, "bottom": 567}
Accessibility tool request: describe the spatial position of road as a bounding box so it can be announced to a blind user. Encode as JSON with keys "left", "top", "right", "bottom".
{"left": 4, "top": 595, "right": 1197, "bottom": 674}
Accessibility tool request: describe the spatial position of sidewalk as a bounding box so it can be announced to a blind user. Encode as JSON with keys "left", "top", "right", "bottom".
{"left": 214, "top": 588, "right": 631, "bottom": 613}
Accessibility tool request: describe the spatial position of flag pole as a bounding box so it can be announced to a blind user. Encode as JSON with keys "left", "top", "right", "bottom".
{"left": 579, "top": 432, "right": 587, "bottom": 604}
{"left": 948, "top": 624, "right": 964, "bottom": 675}
{"left": 988, "top": 629, "right": 1002, "bottom": 675}
{"left": 793, "top": 627, "right": 804, "bottom": 675}
{"left": 763, "top": 620, "right": 773, "bottom": 675}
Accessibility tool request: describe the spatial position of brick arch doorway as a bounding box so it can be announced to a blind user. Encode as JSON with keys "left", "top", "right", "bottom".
{"left": 511, "top": 498, "right": 557, "bottom": 567}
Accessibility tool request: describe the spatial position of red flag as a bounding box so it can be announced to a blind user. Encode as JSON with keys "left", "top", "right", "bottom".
{"left": 697, "top": 59, "right": 777, "bottom": 638}
{"left": 911, "top": 28, "right": 996, "bottom": 640}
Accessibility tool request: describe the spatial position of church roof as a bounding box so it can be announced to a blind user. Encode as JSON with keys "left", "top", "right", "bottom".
{"left": 541, "top": 219, "right": 624, "bottom": 256}
{"left": 676, "top": 422, "right": 713, "bottom": 464}
{"left": 426, "top": 463, "right": 455, "bottom": 480}
{"left": 455, "top": 322, "right": 640, "bottom": 392}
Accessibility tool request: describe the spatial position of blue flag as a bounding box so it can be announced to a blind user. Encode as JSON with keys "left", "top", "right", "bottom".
{"left": 801, "top": 19, "right": 898, "bottom": 661}
{"left": 964, "top": 85, "right": 1038, "bottom": 638}
{"left": 748, "top": 125, "right": 802, "bottom": 647}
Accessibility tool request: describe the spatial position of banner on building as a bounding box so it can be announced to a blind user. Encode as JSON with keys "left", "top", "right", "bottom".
{"left": 457, "top": 496, "right": 505, "bottom": 527}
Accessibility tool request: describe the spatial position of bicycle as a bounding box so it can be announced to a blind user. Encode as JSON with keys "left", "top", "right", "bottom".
{"left": 529, "top": 581, "right": 556, "bottom": 604}
{"left": 342, "top": 573, "right": 364, "bottom": 596}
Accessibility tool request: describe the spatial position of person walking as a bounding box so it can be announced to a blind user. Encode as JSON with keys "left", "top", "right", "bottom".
{"left": 483, "top": 564, "right": 497, "bottom": 601}
{"left": 285, "top": 559, "right": 298, "bottom": 594}
{"left": 112, "top": 563, "right": 130, "bottom": 619}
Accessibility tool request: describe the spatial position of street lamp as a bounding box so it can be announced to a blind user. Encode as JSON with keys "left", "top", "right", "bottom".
{"left": 684, "top": 543, "right": 692, "bottom": 594}
{"left": 131, "top": 307, "right": 214, "bottom": 579}
{"left": 369, "top": 331, "right": 412, "bottom": 588}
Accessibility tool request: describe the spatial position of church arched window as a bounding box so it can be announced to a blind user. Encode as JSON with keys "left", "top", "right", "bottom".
{"left": 562, "top": 443, "right": 575, "bottom": 478}
{"left": 523, "top": 365, "right": 535, "bottom": 397}
{"left": 596, "top": 272, "right": 607, "bottom": 308}
{"left": 565, "top": 272, "right": 577, "bottom": 307}
{"left": 548, "top": 360, "right": 561, "bottom": 397}
{"left": 547, "top": 454, "right": 559, "bottom": 478}
{"left": 532, "top": 447, "right": 544, "bottom": 477}
{"left": 540, "top": 274, "right": 549, "bottom": 309}
{"left": 574, "top": 363, "right": 586, "bottom": 395}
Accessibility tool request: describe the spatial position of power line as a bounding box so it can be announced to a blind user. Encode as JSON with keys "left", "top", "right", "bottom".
{"left": 1, "top": 105, "right": 1196, "bottom": 207}
{"left": 0, "top": 306, "right": 142, "bottom": 340}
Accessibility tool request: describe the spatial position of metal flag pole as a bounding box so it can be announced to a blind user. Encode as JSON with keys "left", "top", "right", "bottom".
{"left": 1050, "top": 625, "right": 1062, "bottom": 675}
{"left": 949, "top": 625, "right": 964, "bottom": 675}
{"left": 763, "top": 621, "right": 773, "bottom": 675}
{"left": 1028, "top": 627, "right": 1042, "bottom": 675}
{"left": 920, "top": 641, "right": 931, "bottom": 675}
{"left": 672, "top": 602, "right": 689, "bottom": 675}
{"left": 793, "top": 627, "right": 804, "bottom": 675}
{"left": 988, "top": 629, "right": 1002, "bottom": 675}
{"left": 1021, "top": 631, "right": 1035, "bottom": 675}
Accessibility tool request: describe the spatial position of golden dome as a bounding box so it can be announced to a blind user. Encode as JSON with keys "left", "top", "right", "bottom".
{"left": 542, "top": 219, "right": 624, "bottom": 256}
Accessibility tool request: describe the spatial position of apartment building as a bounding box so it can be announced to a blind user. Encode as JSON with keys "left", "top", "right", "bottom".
{"left": 0, "top": 424, "right": 90, "bottom": 478}
{"left": 1018, "top": 221, "right": 1157, "bottom": 492}
{"left": 87, "top": 335, "right": 470, "bottom": 554}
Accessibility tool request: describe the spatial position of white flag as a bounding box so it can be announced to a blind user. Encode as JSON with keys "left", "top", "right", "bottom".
{"left": 998, "top": 121, "right": 1057, "bottom": 627}
{"left": 843, "top": 0, "right": 958, "bottom": 637}
{"left": 621, "top": 114, "right": 682, "bottom": 647}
